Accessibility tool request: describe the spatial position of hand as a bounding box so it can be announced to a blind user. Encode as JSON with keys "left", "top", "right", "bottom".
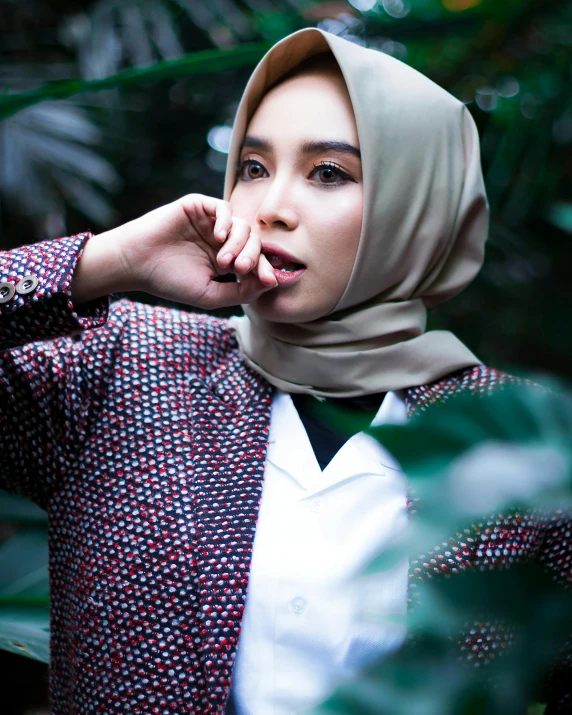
{"left": 72, "top": 194, "right": 278, "bottom": 309}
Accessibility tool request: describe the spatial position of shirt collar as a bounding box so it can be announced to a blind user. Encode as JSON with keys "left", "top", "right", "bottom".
{"left": 371, "top": 389, "right": 408, "bottom": 427}
{"left": 267, "top": 391, "right": 322, "bottom": 489}
{"left": 266, "top": 390, "right": 408, "bottom": 492}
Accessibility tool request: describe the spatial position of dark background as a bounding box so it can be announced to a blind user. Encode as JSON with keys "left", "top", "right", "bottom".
{"left": 1, "top": 0, "right": 571, "bottom": 711}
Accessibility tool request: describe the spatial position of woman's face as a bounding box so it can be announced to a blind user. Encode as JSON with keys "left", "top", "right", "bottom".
{"left": 229, "top": 65, "right": 363, "bottom": 323}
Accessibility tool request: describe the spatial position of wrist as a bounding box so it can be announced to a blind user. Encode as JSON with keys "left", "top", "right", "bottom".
{"left": 71, "top": 229, "right": 135, "bottom": 305}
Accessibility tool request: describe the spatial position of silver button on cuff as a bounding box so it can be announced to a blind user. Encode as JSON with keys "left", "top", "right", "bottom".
{"left": 0, "top": 282, "right": 15, "bottom": 304}
{"left": 16, "top": 275, "right": 38, "bottom": 295}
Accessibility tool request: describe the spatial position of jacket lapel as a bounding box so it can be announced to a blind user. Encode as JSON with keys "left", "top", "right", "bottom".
{"left": 189, "top": 352, "right": 273, "bottom": 705}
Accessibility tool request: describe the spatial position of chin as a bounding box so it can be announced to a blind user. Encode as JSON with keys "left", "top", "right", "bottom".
{"left": 249, "top": 290, "right": 329, "bottom": 324}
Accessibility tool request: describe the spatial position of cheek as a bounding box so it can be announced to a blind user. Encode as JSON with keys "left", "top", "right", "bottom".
{"left": 311, "top": 193, "right": 362, "bottom": 272}
{"left": 228, "top": 186, "right": 257, "bottom": 223}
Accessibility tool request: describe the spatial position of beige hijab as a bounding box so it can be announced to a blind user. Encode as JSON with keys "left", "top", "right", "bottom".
{"left": 224, "top": 28, "right": 488, "bottom": 398}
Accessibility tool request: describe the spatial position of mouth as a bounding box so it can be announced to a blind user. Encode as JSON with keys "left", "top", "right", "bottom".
{"left": 262, "top": 243, "right": 307, "bottom": 286}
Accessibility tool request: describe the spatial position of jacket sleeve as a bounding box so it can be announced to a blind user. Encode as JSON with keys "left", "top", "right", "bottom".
{"left": 0, "top": 233, "right": 114, "bottom": 508}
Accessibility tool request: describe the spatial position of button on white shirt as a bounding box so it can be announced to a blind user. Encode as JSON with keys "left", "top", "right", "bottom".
{"left": 230, "top": 390, "right": 409, "bottom": 715}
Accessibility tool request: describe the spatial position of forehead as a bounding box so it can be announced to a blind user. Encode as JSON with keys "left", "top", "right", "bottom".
{"left": 245, "top": 69, "right": 359, "bottom": 146}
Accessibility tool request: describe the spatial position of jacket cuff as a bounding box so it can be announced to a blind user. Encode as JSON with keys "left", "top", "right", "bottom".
{"left": 0, "top": 233, "right": 110, "bottom": 351}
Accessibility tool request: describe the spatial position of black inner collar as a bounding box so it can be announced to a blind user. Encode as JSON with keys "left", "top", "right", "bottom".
{"left": 290, "top": 391, "right": 387, "bottom": 471}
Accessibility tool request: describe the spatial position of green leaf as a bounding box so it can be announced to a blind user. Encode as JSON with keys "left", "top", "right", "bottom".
{"left": 0, "top": 530, "right": 50, "bottom": 602}
{"left": 0, "top": 524, "right": 51, "bottom": 661}
{"left": 0, "top": 492, "right": 47, "bottom": 523}
{"left": 0, "top": 42, "right": 271, "bottom": 120}
{"left": 314, "top": 564, "right": 565, "bottom": 715}
{"left": 0, "top": 609, "right": 50, "bottom": 663}
{"left": 311, "top": 379, "right": 572, "bottom": 715}
{"left": 547, "top": 202, "right": 572, "bottom": 234}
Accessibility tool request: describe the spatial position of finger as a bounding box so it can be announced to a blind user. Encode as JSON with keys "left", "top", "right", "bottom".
{"left": 217, "top": 218, "right": 251, "bottom": 269}
{"left": 234, "top": 231, "right": 262, "bottom": 275}
{"left": 213, "top": 201, "right": 233, "bottom": 243}
{"left": 256, "top": 253, "right": 279, "bottom": 287}
{"left": 238, "top": 271, "right": 278, "bottom": 303}
{"left": 179, "top": 194, "right": 231, "bottom": 243}
{"left": 199, "top": 273, "right": 273, "bottom": 309}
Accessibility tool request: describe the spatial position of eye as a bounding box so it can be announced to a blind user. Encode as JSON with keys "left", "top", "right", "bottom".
{"left": 237, "top": 158, "right": 268, "bottom": 181}
{"left": 311, "top": 161, "right": 355, "bottom": 186}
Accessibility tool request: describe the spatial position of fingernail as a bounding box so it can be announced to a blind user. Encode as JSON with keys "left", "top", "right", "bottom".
{"left": 240, "top": 258, "right": 253, "bottom": 270}
{"left": 220, "top": 252, "right": 232, "bottom": 263}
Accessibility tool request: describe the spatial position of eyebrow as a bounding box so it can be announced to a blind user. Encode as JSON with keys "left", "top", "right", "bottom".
{"left": 240, "top": 135, "right": 361, "bottom": 160}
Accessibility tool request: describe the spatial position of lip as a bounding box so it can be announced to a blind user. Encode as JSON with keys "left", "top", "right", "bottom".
{"left": 272, "top": 266, "right": 306, "bottom": 286}
{"left": 261, "top": 242, "right": 307, "bottom": 287}
{"left": 261, "top": 242, "right": 306, "bottom": 268}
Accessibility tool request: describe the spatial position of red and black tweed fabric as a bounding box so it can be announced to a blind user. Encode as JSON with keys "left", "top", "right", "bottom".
{"left": 0, "top": 234, "right": 571, "bottom": 714}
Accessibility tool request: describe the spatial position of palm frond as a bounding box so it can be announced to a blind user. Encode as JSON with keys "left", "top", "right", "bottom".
{"left": 0, "top": 101, "right": 119, "bottom": 232}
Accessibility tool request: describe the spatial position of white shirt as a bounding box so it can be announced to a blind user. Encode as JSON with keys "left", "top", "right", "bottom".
{"left": 230, "top": 390, "right": 410, "bottom": 715}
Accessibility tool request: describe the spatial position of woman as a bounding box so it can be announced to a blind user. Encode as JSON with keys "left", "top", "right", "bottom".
{"left": 0, "top": 27, "right": 569, "bottom": 715}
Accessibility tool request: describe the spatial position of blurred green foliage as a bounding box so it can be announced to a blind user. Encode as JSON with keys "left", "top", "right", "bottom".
{"left": 0, "top": 497, "right": 49, "bottom": 662}
{"left": 311, "top": 381, "right": 572, "bottom": 715}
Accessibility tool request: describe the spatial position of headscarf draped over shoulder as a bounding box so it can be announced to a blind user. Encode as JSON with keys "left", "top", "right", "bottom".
{"left": 224, "top": 28, "right": 488, "bottom": 398}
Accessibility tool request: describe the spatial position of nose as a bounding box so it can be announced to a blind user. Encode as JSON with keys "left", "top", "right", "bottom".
{"left": 255, "top": 174, "right": 299, "bottom": 232}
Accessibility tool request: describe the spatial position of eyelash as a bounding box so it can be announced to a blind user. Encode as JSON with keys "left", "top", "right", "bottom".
{"left": 236, "top": 158, "right": 355, "bottom": 186}
{"left": 312, "top": 161, "right": 354, "bottom": 184}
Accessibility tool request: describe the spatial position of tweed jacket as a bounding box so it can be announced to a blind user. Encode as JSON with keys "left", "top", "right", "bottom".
{"left": 0, "top": 233, "right": 570, "bottom": 714}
